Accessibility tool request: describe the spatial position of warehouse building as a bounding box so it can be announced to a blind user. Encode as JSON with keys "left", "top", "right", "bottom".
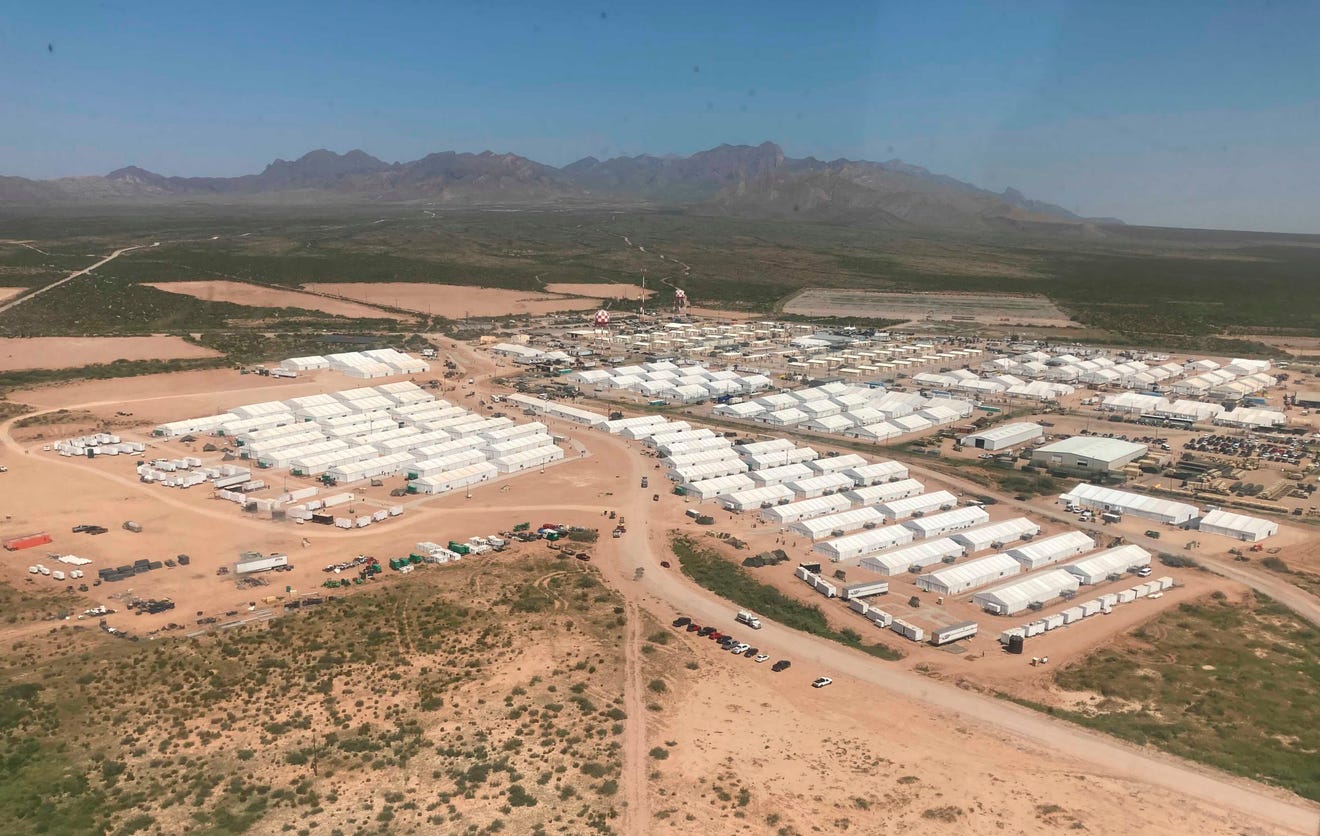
{"left": 1007, "top": 531, "right": 1095, "bottom": 569}
{"left": 1064, "top": 545, "right": 1152, "bottom": 584}
{"left": 973, "top": 569, "right": 1081, "bottom": 615}
{"left": 915, "top": 552, "right": 1022, "bottom": 595}
{"left": 814, "top": 524, "right": 915, "bottom": 562}
{"left": 1031, "top": 436, "right": 1148, "bottom": 474}
{"left": 951, "top": 517, "right": 1041, "bottom": 553}
{"left": 1196, "top": 509, "right": 1278, "bottom": 542}
{"left": 903, "top": 506, "right": 991, "bottom": 539}
{"left": 858, "top": 538, "right": 966, "bottom": 574}
{"left": 960, "top": 422, "right": 1044, "bottom": 451}
{"left": 1059, "top": 483, "right": 1198, "bottom": 525}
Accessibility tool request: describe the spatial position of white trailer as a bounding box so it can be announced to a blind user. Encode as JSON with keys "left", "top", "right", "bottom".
{"left": 930, "top": 621, "right": 978, "bottom": 646}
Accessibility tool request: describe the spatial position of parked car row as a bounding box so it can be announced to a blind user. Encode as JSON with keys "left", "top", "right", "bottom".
{"left": 671, "top": 616, "right": 813, "bottom": 680}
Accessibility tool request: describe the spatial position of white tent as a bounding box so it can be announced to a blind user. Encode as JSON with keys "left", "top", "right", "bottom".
{"left": 915, "top": 552, "right": 1022, "bottom": 595}
{"left": 1197, "top": 509, "right": 1277, "bottom": 542}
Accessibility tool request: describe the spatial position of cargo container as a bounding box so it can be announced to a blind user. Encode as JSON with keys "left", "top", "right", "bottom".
{"left": 3, "top": 532, "right": 53, "bottom": 551}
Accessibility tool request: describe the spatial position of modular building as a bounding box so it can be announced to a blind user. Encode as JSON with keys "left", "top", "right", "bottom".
{"left": 408, "top": 450, "right": 488, "bottom": 479}
{"left": 841, "top": 479, "right": 925, "bottom": 506}
{"left": 492, "top": 445, "right": 564, "bottom": 473}
{"left": 669, "top": 457, "right": 750, "bottom": 483}
{"left": 680, "top": 474, "right": 756, "bottom": 501}
{"left": 748, "top": 463, "right": 815, "bottom": 487}
{"left": 1007, "top": 531, "right": 1095, "bottom": 569}
{"left": 960, "top": 422, "right": 1045, "bottom": 451}
{"left": 790, "top": 507, "right": 887, "bottom": 540}
{"left": 858, "top": 538, "right": 966, "bottom": 574}
{"left": 784, "top": 472, "right": 854, "bottom": 499}
{"left": 326, "top": 452, "right": 415, "bottom": 484}
{"left": 1064, "top": 545, "right": 1152, "bottom": 584}
{"left": 1031, "top": 437, "right": 1148, "bottom": 474}
{"left": 973, "top": 569, "right": 1081, "bottom": 615}
{"left": 813, "top": 524, "right": 915, "bottom": 562}
{"left": 409, "top": 462, "right": 499, "bottom": 494}
{"left": 719, "top": 485, "right": 796, "bottom": 512}
{"left": 950, "top": 517, "right": 1041, "bottom": 553}
{"left": 760, "top": 494, "right": 851, "bottom": 525}
{"left": 903, "top": 506, "right": 991, "bottom": 539}
{"left": 841, "top": 460, "right": 908, "bottom": 486}
{"left": 915, "top": 552, "right": 1022, "bottom": 595}
{"left": 1060, "top": 483, "right": 1198, "bottom": 525}
{"left": 805, "top": 453, "right": 869, "bottom": 475}
{"left": 876, "top": 490, "right": 958, "bottom": 522}
{"left": 930, "top": 621, "right": 979, "bottom": 646}
{"left": 1196, "top": 509, "right": 1278, "bottom": 542}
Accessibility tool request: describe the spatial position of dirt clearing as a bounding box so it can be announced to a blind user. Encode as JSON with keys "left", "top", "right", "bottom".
{"left": 543, "top": 282, "right": 654, "bottom": 300}
{"left": 0, "top": 336, "right": 223, "bottom": 371}
{"left": 143, "top": 281, "right": 408, "bottom": 320}
{"left": 304, "top": 282, "right": 603, "bottom": 317}
{"left": 784, "top": 288, "right": 1079, "bottom": 326}
{"left": 0, "top": 288, "right": 25, "bottom": 304}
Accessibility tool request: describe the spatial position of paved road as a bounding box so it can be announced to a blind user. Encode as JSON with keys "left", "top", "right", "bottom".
{"left": 0, "top": 245, "right": 139, "bottom": 315}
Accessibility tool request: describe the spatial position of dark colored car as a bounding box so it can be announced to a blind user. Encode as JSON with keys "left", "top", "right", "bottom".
{"left": 672, "top": 616, "right": 691, "bottom": 628}
{"left": 772, "top": 660, "right": 792, "bottom": 672}
{"left": 743, "top": 647, "right": 758, "bottom": 658}
{"left": 660, "top": 560, "right": 671, "bottom": 568}
{"left": 686, "top": 623, "right": 700, "bottom": 632}
{"left": 718, "top": 636, "right": 735, "bottom": 647}
{"left": 575, "top": 553, "right": 591, "bottom": 561}
{"left": 697, "top": 626, "right": 715, "bottom": 637}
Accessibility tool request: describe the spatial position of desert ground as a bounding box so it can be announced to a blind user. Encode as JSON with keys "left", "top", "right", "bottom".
{"left": 1, "top": 346, "right": 1317, "bottom": 835}
{"left": 143, "top": 280, "right": 409, "bottom": 320}
{"left": 782, "top": 288, "right": 1079, "bottom": 327}
{"left": 542, "top": 282, "right": 655, "bottom": 301}
{"left": 0, "top": 288, "right": 25, "bottom": 304}
{"left": 302, "top": 282, "right": 604, "bottom": 318}
{"left": 0, "top": 335, "right": 224, "bottom": 371}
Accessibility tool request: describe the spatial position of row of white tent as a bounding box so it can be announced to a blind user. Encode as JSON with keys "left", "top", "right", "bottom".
{"left": 713, "top": 383, "right": 973, "bottom": 442}
{"left": 573, "top": 361, "right": 773, "bottom": 402}
{"left": 981, "top": 350, "right": 1271, "bottom": 394}
{"left": 151, "top": 381, "right": 565, "bottom": 492}
{"left": 915, "top": 539, "right": 1151, "bottom": 597}
{"left": 911, "top": 370, "right": 1076, "bottom": 401}
{"left": 1098, "top": 393, "right": 1285, "bottom": 428}
{"left": 280, "top": 349, "right": 430, "bottom": 378}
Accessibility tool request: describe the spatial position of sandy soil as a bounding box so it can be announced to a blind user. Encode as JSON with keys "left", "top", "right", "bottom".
{"left": 0, "top": 344, "right": 1316, "bottom": 833}
{"left": 143, "top": 280, "right": 409, "bottom": 320}
{"left": 302, "top": 282, "right": 602, "bottom": 318}
{"left": 543, "top": 282, "right": 654, "bottom": 300}
{"left": 0, "top": 288, "right": 25, "bottom": 304}
{"left": 0, "top": 336, "right": 224, "bottom": 372}
{"left": 649, "top": 657, "right": 1260, "bottom": 835}
{"left": 784, "top": 288, "right": 1079, "bottom": 327}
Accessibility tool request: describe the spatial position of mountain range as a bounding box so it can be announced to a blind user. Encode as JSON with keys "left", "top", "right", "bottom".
{"left": 0, "top": 142, "right": 1119, "bottom": 230}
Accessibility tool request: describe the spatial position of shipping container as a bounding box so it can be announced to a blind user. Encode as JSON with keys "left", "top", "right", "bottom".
{"left": 930, "top": 621, "right": 978, "bottom": 646}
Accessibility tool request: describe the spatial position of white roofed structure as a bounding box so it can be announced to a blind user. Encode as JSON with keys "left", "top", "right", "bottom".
{"left": 950, "top": 518, "right": 1041, "bottom": 553}
{"left": 858, "top": 538, "right": 966, "bottom": 574}
{"left": 1006, "top": 531, "right": 1095, "bottom": 569}
{"left": 973, "top": 569, "right": 1080, "bottom": 615}
{"left": 1059, "top": 483, "right": 1197, "bottom": 525}
{"left": 1064, "top": 545, "right": 1152, "bottom": 584}
{"left": 1197, "top": 509, "right": 1278, "bottom": 542}
{"left": 915, "top": 553, "right": 1022, "bottom": 595}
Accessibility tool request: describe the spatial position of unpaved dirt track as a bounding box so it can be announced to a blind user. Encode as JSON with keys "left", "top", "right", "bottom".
{"left": 0, "top": 245, "right": 138, "bottom": 315}
{"left": 620, "top": 599, "right": 649, "bottom": 834}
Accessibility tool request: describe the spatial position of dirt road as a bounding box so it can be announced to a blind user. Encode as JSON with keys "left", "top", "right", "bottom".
{"left": 0, "top": 245, "right": 139, "bottom": 315}
{"left": 562, "top": 424, "right": 1320, "bottom": 835}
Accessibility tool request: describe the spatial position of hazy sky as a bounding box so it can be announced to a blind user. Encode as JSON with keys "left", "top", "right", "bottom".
{"left": 3, "top": 1, "right": 1318, "bottom": 232}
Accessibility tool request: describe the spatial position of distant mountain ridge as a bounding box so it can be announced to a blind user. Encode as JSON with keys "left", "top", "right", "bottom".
{"left": 0, "top": 142, "right": 1118, "bottom": 229}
